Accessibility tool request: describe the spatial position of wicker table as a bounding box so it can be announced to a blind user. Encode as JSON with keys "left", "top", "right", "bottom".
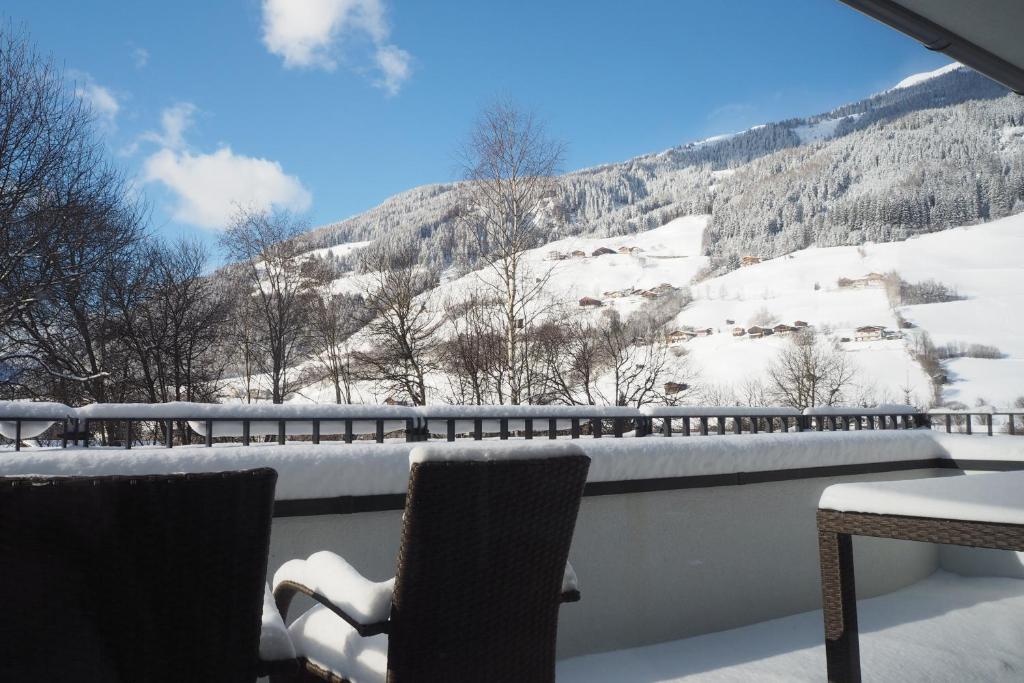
{"left": 816, "top": 471, "right": 1024, "bottom": 683}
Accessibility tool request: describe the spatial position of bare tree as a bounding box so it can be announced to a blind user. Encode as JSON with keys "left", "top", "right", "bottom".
{"left": 222, "top": 277, "right": 265, "bottom": 403}
{"left": 748, "top": 306, "right": 778, "bottom": 328}
{"left": 0, "top": 29, "right": 92, "bottom": 332}
{"left": 114, "top": 239, "right": 228, "bottom": 404}
{"left": 529, "top": 312, "right": 602, "bottom": 405}
{"left": 439, "top": 292, "right": 503, "bottom": 404}
{"left": 305, "top": 259, "right": 366, "bottom": 404}
{"left": 456, "top": 99, "right": 565, "bottom": 403}
{"left": 1, "top": 28, "right": 144, "bottom": 397}
{"left": 354, "top": 241, "right": 441, "bottom": 405}
{"left": 220, "top": 207, "right": 315, "bottom": 404}
{"left": 767, "top": 331, "right": 857, "bottom": 409}
{"left": 593, "top": 310, "right": 674, "bottom": 407}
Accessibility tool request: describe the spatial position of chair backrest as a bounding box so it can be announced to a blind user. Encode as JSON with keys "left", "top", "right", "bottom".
{"left": 387, "top": 447, "right": 590, "bottom": 683}
{"left": 0, "top": 469, "right": 277, "bottom": 683}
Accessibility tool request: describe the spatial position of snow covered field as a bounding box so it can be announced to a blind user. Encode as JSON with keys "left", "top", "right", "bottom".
{"left": 557, "top": 571, "right": 1024, "bottom": 682}
{"left": 683, "top": 212, "right": 1024, "bottom": 408}
{"left": 289, "top": 210, "right": 1024, "bottom": 409}
{"left": 522, "top": 211, "right": 1024, "bottom": 409}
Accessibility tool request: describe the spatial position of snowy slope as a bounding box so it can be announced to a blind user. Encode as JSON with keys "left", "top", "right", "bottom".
{"left": 283, "top": 211, "right": 1024, "bottom": 409}
{"left": 681, "top": 213, "right": 1024, "bottom": 408}
{"left": 428, "top": 214, "right": 710, "bottom": 320}
{"left": 889, "top": 62, "right": 964, "bottom": 91}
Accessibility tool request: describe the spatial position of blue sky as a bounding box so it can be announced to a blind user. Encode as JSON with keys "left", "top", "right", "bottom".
{"left": 6, "top": 0, "right": 951, "bottom": 250}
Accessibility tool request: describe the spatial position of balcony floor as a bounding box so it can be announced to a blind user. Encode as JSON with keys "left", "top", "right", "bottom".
{"left": 557, "top": 571, "right": 1024, "bottom": 682}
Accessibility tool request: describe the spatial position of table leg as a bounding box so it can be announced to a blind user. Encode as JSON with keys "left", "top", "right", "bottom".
{"left": 819, "top": 529, "right": 860, "bottom": 683}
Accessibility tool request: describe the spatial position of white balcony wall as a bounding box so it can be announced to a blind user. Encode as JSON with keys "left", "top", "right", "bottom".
{"left": 266, "top": 467, "right": 944, "bottom": 659}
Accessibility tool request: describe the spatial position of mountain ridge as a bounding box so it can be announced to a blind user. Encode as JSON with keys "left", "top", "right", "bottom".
{"left": 300, "top": 65, "right": 1021, "bottom": 278}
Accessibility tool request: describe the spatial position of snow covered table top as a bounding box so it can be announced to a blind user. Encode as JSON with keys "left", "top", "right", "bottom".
{"left": 819, "top": 471, "right": 1024, "bottom": 525}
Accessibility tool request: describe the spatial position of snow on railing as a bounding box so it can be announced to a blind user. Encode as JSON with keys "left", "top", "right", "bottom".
{"left": 927, "top": 407, "right": 1024, "bottom": 436}
{"left": 0, "top": 400, "right": 936, "bottom": 451}
{"left": 640, "top": 405, "right": 802, "bottom": 436}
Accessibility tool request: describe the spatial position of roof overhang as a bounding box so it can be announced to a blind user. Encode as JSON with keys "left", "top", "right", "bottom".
{"left": 838, "top": 0, "right": 1024, "bottom": 94}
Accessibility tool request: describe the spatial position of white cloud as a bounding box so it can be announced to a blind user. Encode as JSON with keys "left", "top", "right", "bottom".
{"left": 132, "top": 47, "right": 150, "bottom": 69}
{"left": 144, "top": 147, "right": 312, "bottom": 229}
{"left": 142, "top": 102, "right": 197, "bottom": 150}
{"left": 139, "top": 103, "right": 311, "bottom": 229}
{"left": 73, "top": 76, "right": 120, "bottom": 125}
{"left": 261, "top": 0, "right": 412, "bottom": 93}
{"left": 374, "top": 44, "right": 411, "bottom": 96}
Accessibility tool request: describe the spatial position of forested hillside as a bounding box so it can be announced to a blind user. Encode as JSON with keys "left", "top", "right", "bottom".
{"left": 302, "top": 65, "right": 1023, "bottom": 275}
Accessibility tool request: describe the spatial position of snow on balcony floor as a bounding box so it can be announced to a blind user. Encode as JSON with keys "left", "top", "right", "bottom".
{"left": 557, "top": 571, "right": 1024, "bottom": 682}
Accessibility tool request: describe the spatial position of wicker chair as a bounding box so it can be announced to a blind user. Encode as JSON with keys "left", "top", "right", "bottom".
{"left": 273, "top": 443, "right": 591, "bottom": 683}
{"left": 0, "top": 469, "right": 280, "bottom": 683}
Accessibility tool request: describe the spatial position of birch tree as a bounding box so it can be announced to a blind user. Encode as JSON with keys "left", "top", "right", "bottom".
{"left": 456, "top": 100, "right": 565, "bottom": 404}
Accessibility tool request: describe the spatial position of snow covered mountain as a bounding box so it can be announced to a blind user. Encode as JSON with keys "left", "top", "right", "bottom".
{"left": 301, "top": 64, "right": 1022, "bottom": 277}
{"left": 272, "top": 64, "right": 1024, "bottom": 410}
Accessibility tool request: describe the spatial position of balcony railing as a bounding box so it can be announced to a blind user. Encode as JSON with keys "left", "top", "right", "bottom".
{"left": 0, "top": 401, "right": 947, "bottom": 451}
{"left": 928, "top": 408, "right": 1024, "bottom": 436}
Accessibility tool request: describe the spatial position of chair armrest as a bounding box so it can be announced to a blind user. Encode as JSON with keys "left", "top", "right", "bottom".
{"left": 560, "top": 561, "right": 581, "bottom": 603}
{"left": 272, "top": 551, "right": 395, "bottom": 637}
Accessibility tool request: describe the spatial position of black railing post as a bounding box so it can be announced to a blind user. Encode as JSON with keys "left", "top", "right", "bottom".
{"left": 1010, "top": 415, "right": 1016, "bottom": 436}
{"left": 344, "top": 419, "right": 354, "bottom": 444}
{"left": 548, "top": 418, "right": 557, "bottom": 440}
{"left": 614, "top": 417, "right": 625, "bottom": 438}
{"left": 499, "top": 418, "right": 509, "bottom": 440}
{"left": 375, "top": 419, "right": 385, "bottom": 443}
{"left": 124, "top": 420, "right": 132, "bottom": 449}
{"left": 447, "top": 419, "right": 456, "bottom": 442}
{"left": 83, "top": 419, "right": 90, "bottom": 448}
{"left": 525, "top": 418, "right": 534, "bottom": 440}
{"left": 61, "top": 418, "right": 69, "bottom": 449}
{"left": 243, "top": 420, "right": 251, "bottom": 446}
{"left": 751, "top": 417, "right": 760, "bottom": 434}
{"left": 14, "top": 420, "right": 20, "bottom": 452}
{"left": 987, "top": 414, "right": 993, "bottom": 436}
{"left": 662, "top": 417, "right": 672, "bottom": 437}
{"left": 966, "top": 415, "right": 973, "bottom": 435}
{"left": 473, "top": 418, "right": 483, "bottom": 441}
{"left": 206, "top": 420, "right": 214, "bottom": 447}
{"left": 313, "top": 419, "right": 322, "bottom": 444}
{"left": 682, "top": 417, "right": 691, "bottom": 436}
{"left": 591, "top": 418, "right": 602, "bottom": 438}
{"left": 570, "top": 418, "right": 580, "bottom": 439}
{"left": 166, "top": 419, "right": 174, "bottom": 448}
{"left": 699, "top": 417, "right": 709, "bottom": 436}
